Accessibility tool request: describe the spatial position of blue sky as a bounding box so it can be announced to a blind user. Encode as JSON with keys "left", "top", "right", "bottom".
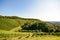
{"left": 0, "top": 0, "right": 60, "bottom": 21}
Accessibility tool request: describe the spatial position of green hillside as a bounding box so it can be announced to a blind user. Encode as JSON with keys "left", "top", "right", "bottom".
{"left": 0, "top": 15, "right": 60, "bottom": 32}
{"left": 0, "top": 16, "right": 42, "bottom": 31}
{"left": 0, "top": 18, "right": 20, "bottom": 30}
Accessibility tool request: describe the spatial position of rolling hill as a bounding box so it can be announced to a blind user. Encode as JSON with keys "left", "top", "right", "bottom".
{"left": 0, "top": 16, "right": 42, "bottom": 31}
{"left": 0, "top": 15, "right": 60, "bottom": 32}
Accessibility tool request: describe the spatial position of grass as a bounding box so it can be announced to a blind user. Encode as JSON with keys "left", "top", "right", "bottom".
{"left": 10, "top": 26, "right": 22, "bottom": 32}
{"left": 0, "top": 35, "right": 60, "bottom": 40}
{"left": 0, "top": 19, "right": 20, "bottom": 30}
{"left": 36, "top": 35, "right": 60, "bottom": 40}
{"left": 0, "top": 30, "right": 60, "bottom": 40}
{"left": 0, "top": 29, "right": 60, "bottom": 40}
{"left": 0, "top": 30, "right": 33, "bottom": 38}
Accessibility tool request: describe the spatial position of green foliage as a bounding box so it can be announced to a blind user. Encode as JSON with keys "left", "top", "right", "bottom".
{"left": 21, "top": 22, "right": 58, "bottom": 32}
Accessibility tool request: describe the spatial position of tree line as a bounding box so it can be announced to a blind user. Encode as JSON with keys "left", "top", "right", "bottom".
{"left": 20, "top": 22, "right": 60, "bottom": 33}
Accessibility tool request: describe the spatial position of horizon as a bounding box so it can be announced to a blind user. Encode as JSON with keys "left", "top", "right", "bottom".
{"left": 0, "top": 0, "right": 60, "bottom": 21}
{"left": 0, "top": 15, "right": 60, "bottom": 22}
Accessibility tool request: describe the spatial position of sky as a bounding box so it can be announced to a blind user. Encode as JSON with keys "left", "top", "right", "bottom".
{"left": 0, "top": 0, "right": 60, "bottom": 21}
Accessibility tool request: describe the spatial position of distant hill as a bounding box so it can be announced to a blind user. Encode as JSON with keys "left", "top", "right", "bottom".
{"left": 46, "top": 21, "right": 60, "bottom": 26}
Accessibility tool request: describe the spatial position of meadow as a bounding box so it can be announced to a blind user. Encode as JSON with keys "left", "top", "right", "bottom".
{"left": 0, "top": 30, "right": 60, "bottom": 40}
{"left": 0, "top": 34, "right": 60, "bottom": 40}
{"left": 0, "top": 16, "right": 60, "bottom": 40}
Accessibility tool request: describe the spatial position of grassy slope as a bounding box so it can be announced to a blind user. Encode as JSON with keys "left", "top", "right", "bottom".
{"left": 0, "top": 16, "right": 41, "bottom": 31}
{"left": 0, "top": 18, "right": 20, "bottom": 30}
